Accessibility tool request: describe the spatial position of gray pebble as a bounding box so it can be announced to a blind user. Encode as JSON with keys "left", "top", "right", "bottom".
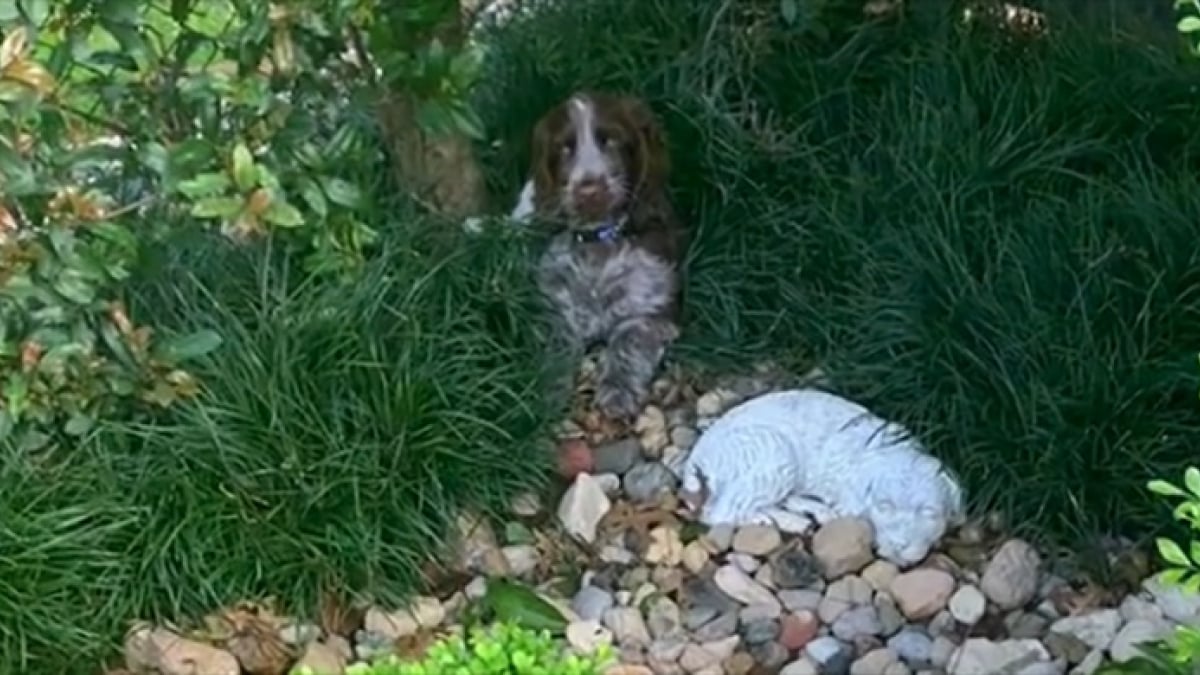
{"left": 571, "top": 585, "right": 616, "bottom": 621}
{"left": 741, "top": 618, "right": 781, "bottom": 645}
{"left": 887, "top": 628, "right": 933, "bottom": 667}
{"left": 693, "top": 610, "right": 739, "bottom": 642}
{"left": 1005, "top": 611, "right": 1049, "bottom": 639}
{"left": 875, "top": 597, "right": 905, "bottom": 637}
{"left": 780, "top": 589, "right": 825, "bottom": 613}
{"left": 684, "top": 605, "right": 719, "bottom": 630}
{"left": 749, "top": 641, "right": 790, "bottom": 670}
{"left": 832, "top": 606, "right": 883, "bottom": 642}
{"left": 670, "top": 426, "right": 698, "bottom": 450}
{"left": 623, "top": 462, "right": 677, "bottom": 503}
{"left": 593, "top": 438, "right": 641, "bottom": 475}
{"left": 806, "top": 636, "right": 853, "bottom": 675}
{"left": 773, "top": 549, "right": 824, "bottom": 589}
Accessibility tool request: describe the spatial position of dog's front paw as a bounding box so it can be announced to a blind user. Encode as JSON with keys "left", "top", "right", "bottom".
{"left": 594, "top": 383, "right": 644, "bottom": 420}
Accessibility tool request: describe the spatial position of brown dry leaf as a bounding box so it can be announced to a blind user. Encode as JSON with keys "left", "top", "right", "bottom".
{"left": 3, "top": 59, "right": 55, "bottom": 96}
{"left": 532, "top": 526, "right": 586, "bottom": 578}
{"left": 0, "top": 204, "right": 16, "bottom": 239}
{"left": 600, "top": 497, "right": 682, "bottom": 548}
{"left": 318, "top": 588, "right": 366, "bottom": 639}
{"left": 575, "top": 408, "right": 627, "bottom": 443}
{"left": 206, "top": 601, "right": 296, "bottom": 675}
{"left": 0, "top": 26, "right": 28, "bottom": 67}
{"left": 1047, "top": 583, "right": 1110, "bottom": 617}
{"left": 393, "top": 629, "right": 445, "bottom": 662}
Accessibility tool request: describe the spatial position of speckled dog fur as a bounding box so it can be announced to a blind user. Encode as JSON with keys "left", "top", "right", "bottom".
{"left": 522, "top": 92, "right": 684, "bottom": 418}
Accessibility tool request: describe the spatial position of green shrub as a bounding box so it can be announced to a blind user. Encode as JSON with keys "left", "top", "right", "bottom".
{"left": 0, "top": 218, "right": 560, "bottom": 672}
{"left": 473, "top": 0, "right": 1200, "bottom": 548}
{"left": 301, "top": 623, "right": 614, "bottom": 675}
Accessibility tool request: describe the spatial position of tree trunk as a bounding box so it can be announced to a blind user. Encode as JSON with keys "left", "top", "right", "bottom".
{"left": 374, "top": 0, "right": 488, "bottom": 220}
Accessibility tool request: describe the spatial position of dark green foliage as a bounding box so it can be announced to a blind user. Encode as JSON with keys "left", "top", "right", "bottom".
{"left": 0, "top": 219, "right": 560, "bottom": 673}
{"left": 474, "top": 0, "right": 1200, "bottom": 547}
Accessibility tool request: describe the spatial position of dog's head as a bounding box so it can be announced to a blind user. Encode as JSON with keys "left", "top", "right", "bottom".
{"left": 529, "top": 92, "right": 669, "bottom": 229}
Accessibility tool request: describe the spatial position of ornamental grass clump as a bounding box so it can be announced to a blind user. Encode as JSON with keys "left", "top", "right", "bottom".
{"left": 474, "top": 0, "right": 1200, "bottom": 550}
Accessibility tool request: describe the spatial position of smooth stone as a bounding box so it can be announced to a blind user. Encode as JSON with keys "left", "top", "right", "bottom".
{"left": 980, "top": 540, "right": 1041, "bottom": 611}
{"left": 624, "top": 462, "right": 677, "bottom": 504}
{"left": 831, "top": 606, "right": 884, "bottom": 642}
{"left": 693, "top": 611, "right": 739, "bottom": 642}
{"left": 780, "top": 611, "right": 820, "bottom": 651}
{"left": 749, "top": 640, "right": 790, "bottom": 670}
{"left": 805, "top": 636, "right": 853, "bottom": 675}
{"left": 948, "top": 585, "right": 987, "bottom": 625}
{"left": 780, "top": 658, "right": 820, "bottom": 675}
{"left": 779, "top": 589, "right": 824, "bottom": 613}
{"left": 890, "top": 569, "right": 955, "bottom": 621}
{"left": 1048, "top": 609, "right": 1123, "bottom": 652}
{"left": 558, "top": 473, "right": 612, "bottom": 544}
{"left": 773, "top": 549, "right": 824, "bottom": 589}
{"left": 714, "top": 564, "right": 782, "bottom": 611}
{"left": 1109, "top": 618, "right": 1173, "bottom": 663}
{"left": 851, "top": 648, "right": 899, "bottom": 675}
{"left": 947, "top": 638, "right": 1050, "bottom": 675}
{"left": 603, "top": 606, "right": 653, "bottom": 647}
{"left": 733, "top": 525, "right": 783, "bottom": 556}
{"left": 572, "top": 585, "right": 616, "bottom": 621}
{"left": 812, "top": 518, "right": 875, "bottom": 580}
{"left": 887, "top": 628, "right": 933, "bottom": 667}
{"left": 741, "top": 618, "right": 781, "bottom": 645}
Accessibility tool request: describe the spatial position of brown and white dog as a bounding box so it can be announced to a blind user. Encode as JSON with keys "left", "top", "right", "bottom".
{"left": 516, "top": 92, "right": 684, "bottom": 419}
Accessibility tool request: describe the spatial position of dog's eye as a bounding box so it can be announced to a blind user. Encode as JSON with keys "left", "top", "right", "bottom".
{"left": 560, "top": 138, "right": 575, "bottom": 156}
{"left": 595, "top": 129, "right": 619, "bottom": 149}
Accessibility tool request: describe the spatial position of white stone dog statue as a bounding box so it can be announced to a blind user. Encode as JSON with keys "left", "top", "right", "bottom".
{"left": 678, "top": 388, "right": 966, "bottom": 567}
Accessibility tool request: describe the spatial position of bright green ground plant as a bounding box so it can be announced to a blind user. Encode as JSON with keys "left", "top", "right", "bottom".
{"left": 293, "top": 623, "right": 615, "bottom": 675}
{"left": 1147, "top": 468, "right": 1200, "bottom": 667}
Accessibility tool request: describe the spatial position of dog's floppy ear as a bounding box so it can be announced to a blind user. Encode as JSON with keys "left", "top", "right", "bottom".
{"left": 529, "top": 102, "right": 567, "bottom": 213}
{"left": 614, "top": 95, "right": 669, "bottom": 193}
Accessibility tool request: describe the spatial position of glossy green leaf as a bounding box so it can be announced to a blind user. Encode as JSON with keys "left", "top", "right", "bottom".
{"left": 19, "top": 0, "right": 50, "bottom": 25}
{"left": 63, "top": 413, "right": 94, "bottom": 436}
{"left": 53, "top": 271, "right": 96, "bottom": 305}
{"left": 1150, "top": 480, "right": 1188, "bottom": 498}
{"left": 231, "top": 143, "right": 257, "bottom": 192}
{"left": 39, "top": 343, "right": 86, "bottom": 373}
{"left": 1185, "top": 467, "right": 1200, "bottom": 498}
{"left": 154, "top": 329, "right": 223, "bottom": 362}
{"left": 263, "top": 200, "right": 304, "bottom": 228}
{"left": 1158, "top": 538, "right": 1193, "bottom": 568}
{"left": 780, "top": 0, "right": 799, "bottom": 25}
{"left": 320, "top": 176, "right": 362, "bottom": 209}
{"left": 190, "top": 196, "right": 243, "bottom": 219}
{"left": 99, "top": 321, "right": 137, "bottom": 370}
{"left": 483, "top": 579, "right": 568, "bottom": 634}
{"left": 177, "top": 172, "right": 232, "bottom": 198}
{"left": 299, "top": 178, "right": 328, "bottom": 218}
{"left": 89, "top": 221, "right": 140, "bottom": 256}
{"left": 1179, "top": 16, "right": 1200, "bottom": 32}
{"left": 170, "top": 0, "right": 190, "bottom": 22}
{"left": 3, "top": 374, "right": 28, "bottom": 419}
{"left": 99, "top": 0, "right": 139, "bottom": 24}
